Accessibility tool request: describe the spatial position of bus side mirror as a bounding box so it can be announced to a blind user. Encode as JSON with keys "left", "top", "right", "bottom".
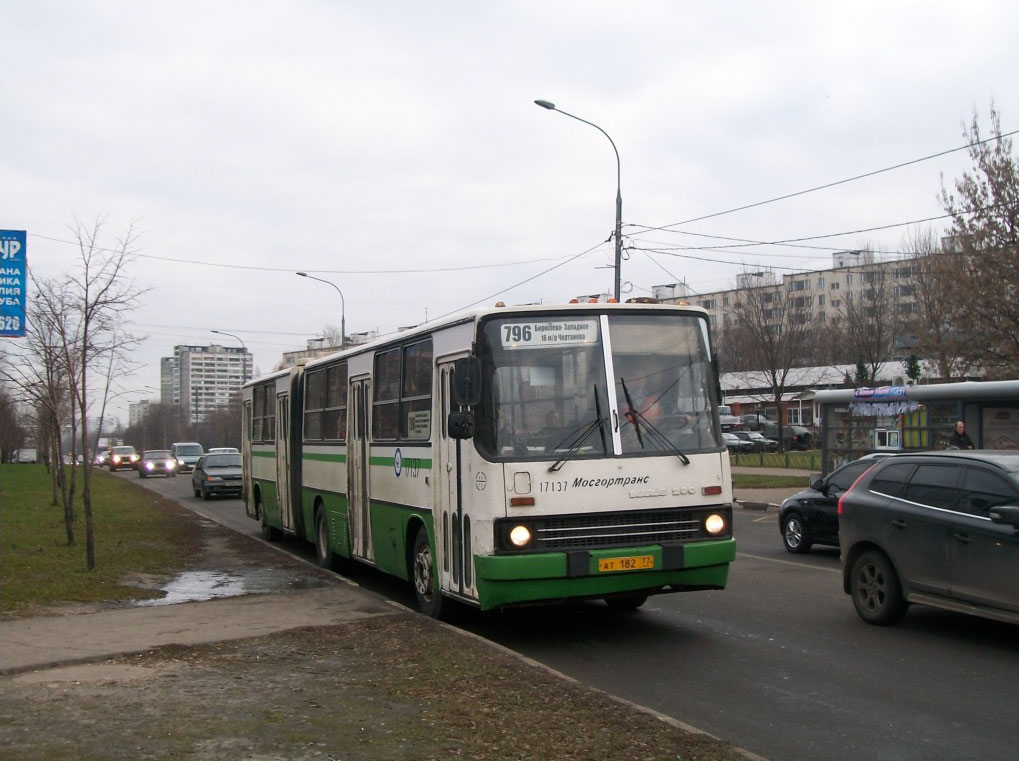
{"left": 452, "top": 357, "right": 481, "bottom": 407}
{"left": 448, "top": 411, "right": 476, "bottom": 439}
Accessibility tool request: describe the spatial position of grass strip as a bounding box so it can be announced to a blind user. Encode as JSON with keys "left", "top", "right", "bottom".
{"left": 0, "top": 464, "right": 190, "bottom": 613}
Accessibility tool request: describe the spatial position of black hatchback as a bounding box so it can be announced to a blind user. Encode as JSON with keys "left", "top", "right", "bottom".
{"left": 779, "top": 454, "right": 890, "bottom": 553}
{"left": 838, "top": 451, "right": 1019, "bottom": 626}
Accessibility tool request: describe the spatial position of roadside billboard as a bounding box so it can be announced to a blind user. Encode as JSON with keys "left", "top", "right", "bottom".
{"left": 1, "top": 229, "right": 27, "bottom": 338}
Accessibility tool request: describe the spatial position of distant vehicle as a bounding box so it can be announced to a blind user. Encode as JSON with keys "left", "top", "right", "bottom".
{"left": 138, "top": 450, "right": 177, "bottom": 478}
{"left": 206, "top": 447, "right": 239, "bottom": 454}
{"left": 740, "top": 413, "right": 770, "bottom": 431}
{"left": 717, "top": 405, "right": 742, "bottom": 432}
{"left": 191, "top": 453, "right": 243, "bottom": 500}
{"left": 733, "top": 430, "right": 776, "bottom": 452}
{"left": 763, "top": 424, "right": 812, "bottom": 451}
{"left": 170, "top": 442, "right": 204, "bottom": 473}
{"left": 779, "top": 453, "right": 892, "bottom": 553}
{"left": 839, "top": 451, "right": 1019, "bottom": 626}
{"left": 14, "top": 448, "right": 39, "bottom": 463}
{"left": 723, "top": 432, "right": 753, "bottom": 453}
{"left": 108, "top": 445, "right": 140, "bottom": 471}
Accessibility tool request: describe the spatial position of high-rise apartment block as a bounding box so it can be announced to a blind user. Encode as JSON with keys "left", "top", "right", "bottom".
{"left": 160, "top": 344, "right": 252, "bottom": 422}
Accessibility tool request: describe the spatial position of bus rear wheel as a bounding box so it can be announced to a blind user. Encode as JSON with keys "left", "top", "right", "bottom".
{"left": 412, "top": 527, "right": 443, "bottom": 619}
{"left": 315, "top": 508, "right": 342, "bottom": 572}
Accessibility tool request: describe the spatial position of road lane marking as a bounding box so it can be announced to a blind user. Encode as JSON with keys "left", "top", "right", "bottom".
{"left": 736, "top": 551, "right": 842, "bottom": 574}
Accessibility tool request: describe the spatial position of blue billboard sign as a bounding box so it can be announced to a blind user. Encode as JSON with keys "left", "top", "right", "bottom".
{"left": 1, "top": 230, "right": 27, "bottom": 338}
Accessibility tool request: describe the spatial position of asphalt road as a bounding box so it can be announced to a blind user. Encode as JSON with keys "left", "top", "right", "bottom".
{"left": 129, "top": 471, "right": 1019, "bottom": 761}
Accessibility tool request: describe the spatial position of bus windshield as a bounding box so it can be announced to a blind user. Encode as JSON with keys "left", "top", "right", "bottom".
{"left": 475, "top": 312, "right": 721, "bottom": 460}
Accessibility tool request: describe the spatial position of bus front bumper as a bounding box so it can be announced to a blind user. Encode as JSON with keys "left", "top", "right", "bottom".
{"left": 472, "top": 537, "right": 736, "bottom": 611}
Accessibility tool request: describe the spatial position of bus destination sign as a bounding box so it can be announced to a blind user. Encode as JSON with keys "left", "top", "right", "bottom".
{"left": 501, "top": 319, "right": 598, "bottom": 350}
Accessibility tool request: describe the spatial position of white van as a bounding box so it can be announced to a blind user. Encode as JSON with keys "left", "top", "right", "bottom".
{"left": 170, "top": 442, "right": 204, "bottom": 473}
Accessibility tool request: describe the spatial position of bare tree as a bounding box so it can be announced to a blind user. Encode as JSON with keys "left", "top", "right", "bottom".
{"left": 830, "top": 257, "right": 902, "bottom": 383}
{"left": 938, "top": 103, "right": 1019, "bottom": 377}
{"left": 903, "top": 228, "right": 972, "bottom": 380}
{"left": 64, "top": 218, "right": 147, "bottom": 571}
{"left": 0, "top": 276, "right": 81, "bottom": 544}
{"left": 0, "top": 384, "right": 27, "bottom": 461}
{"left": 725, "top": 270, "right": 816, "bottom": 450}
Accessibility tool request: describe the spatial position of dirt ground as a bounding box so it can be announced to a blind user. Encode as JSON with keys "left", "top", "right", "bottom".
{"left": 1, "top": 501, "right": 751, "bottom": 761}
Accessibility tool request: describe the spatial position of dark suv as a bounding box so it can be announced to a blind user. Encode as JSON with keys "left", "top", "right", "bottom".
{"left": 838, "top": 451, "right": 1019, "bottom": 626}
{"left": 779, "top": 454, "right": 890, "bottom": 553}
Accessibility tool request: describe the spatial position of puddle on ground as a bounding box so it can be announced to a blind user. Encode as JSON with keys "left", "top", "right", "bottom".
{"left": 134, "top": 567, "right": 332, "bottom": 607}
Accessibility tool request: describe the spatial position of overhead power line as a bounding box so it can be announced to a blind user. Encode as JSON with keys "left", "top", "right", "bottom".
{"left": 640, "top": 128, "right": 1019, "bottom": 233}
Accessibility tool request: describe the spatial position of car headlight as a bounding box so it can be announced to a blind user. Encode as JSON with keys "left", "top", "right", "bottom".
{"left": 704, "top": 513, "right": 726, "bottom": 535}
{"left": 146, "top": 462, "right": 155, "bottom": 470}
{"left": 166, "top": 461, "right": 176, "bottom": 469}
{"left": 509, "top": 525, "right": 532, "bottom": 547}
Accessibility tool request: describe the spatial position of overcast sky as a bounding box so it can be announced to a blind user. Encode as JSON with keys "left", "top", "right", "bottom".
{"left": 3, "top": 1, "right": 1017, "bottom": 425}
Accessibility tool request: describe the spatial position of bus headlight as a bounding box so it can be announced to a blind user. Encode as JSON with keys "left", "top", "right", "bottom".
{"left": 509, "top": 525, "right": 532, "bottom": 547}
{"left": 704, "top": 513, "right": 726, "bottom": 535}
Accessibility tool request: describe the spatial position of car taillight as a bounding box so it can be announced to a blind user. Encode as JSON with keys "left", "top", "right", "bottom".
{"left": 838, "top": 465, "right": 875, "bottom": 516}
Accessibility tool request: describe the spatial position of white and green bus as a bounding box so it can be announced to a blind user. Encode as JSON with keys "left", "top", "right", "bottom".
{"left": 242, "top": 302, "right": 735, "bottom": 617}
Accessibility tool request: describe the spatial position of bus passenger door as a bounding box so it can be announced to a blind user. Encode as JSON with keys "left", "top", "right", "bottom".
{"left": 348, "top": 377, "right": 373, "bottom": 562}
{"left": 437, "top": 359, "right": 472, "bottom": 598}
{"left": 276, "top": 392, "right": 294, "bottom": 532}
{"left": 242, "top": 398, "right": 256, "bottom": 519}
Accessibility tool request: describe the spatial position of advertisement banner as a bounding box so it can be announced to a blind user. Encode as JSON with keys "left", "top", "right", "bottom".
{"left": 1, "top": 230, "right": 27, "bottom": 338}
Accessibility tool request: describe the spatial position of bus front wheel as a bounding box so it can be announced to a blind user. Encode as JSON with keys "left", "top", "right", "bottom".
{"left": 258, "top": 496, "right": 282, "bottom": 542}
{"left": 412, "top": 527, "right": 443, "bottom": 619}
{"left": 605, "top": 594, "right": 648, "bottom": 611}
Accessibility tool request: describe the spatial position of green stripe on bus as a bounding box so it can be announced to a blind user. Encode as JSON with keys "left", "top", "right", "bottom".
{"left": 303, "top": 452, "right": 347, "bottom": 463}
{"left": 369, "top": 456, "right": 434, "bottom": 468}
{"left": 252, "top": 450, "right": 276, "bottom": 458}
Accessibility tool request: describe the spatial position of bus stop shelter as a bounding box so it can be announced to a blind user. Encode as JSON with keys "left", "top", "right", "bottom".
{"left": 814, "top": 380, "right": 1019, "bottom": 474}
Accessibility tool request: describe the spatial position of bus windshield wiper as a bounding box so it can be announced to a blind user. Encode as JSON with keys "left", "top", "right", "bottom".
{"left": 548, "top": 385, "right": 607, "bottom": 473}
{"left": 619, "top": 378, "right": 690, "bottom": 466}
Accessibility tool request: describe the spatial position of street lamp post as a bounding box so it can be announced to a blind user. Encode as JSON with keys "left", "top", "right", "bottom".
{"left": 211, "top": 329, "right": 250, "bottom": 383}
{"left": 296, "top": 272, "right": 345, "bottom": 349}
{"left": 534, "top": 99, "right": 623, "bottom": 302}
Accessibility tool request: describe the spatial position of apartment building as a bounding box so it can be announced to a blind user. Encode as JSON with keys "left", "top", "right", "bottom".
{"left": 160, "top": 344, "right": 252, "bottom": 422}
{"left": 657, "top": 251, "right": 919, "bottom": 345}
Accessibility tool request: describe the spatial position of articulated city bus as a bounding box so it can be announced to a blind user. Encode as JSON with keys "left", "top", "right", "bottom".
{"left": 242, "top": 302, "right": 735, "bottom": 617}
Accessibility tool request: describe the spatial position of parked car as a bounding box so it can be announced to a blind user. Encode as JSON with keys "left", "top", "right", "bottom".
{"left": 733, "top": 430, "right": 776, "bottom": 452}
{"left": 779, "top": 453, "right": 892, "bottom": 553}
{"left": 108, "top": 445, "right": 140, "bottom": 471}
{"left": 170, "top": 442, "right": 205, "bottom": 473}
{"left": 138, "top": 449, "right": 177, "bottom": 478}
{"left": 740, "top": 413, "right": 771, "bottom": 431}
{"left": 718, "top": 405, "right": 742, "bottom": 432}
{"left": 763, "top": 424, "right": 812, "bottom": 450}
{"left": 206, "top": 447, "right": 239, "bottom": 454}
{"left": 723, "top": 432, "right": 754, "bottom": 453}
{"left": 191, "top": 453, "right": 243, "bottom": 500}
{"left": 838, "top": 451, "right": 1019, "bottom": 626}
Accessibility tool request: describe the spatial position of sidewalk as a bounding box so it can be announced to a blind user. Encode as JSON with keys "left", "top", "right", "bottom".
{"left": 1, "top": 584, "right": 397, "bottom": 675}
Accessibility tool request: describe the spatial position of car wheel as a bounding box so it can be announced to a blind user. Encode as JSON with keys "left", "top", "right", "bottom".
{"left": 782, "top": 513, "right": 813, "bottom": 553}
{"left": 138, "top": 471, "right": 146, "bottom": 478}
{"left": 201, "top": 485, "right": 211, "bottom": 501}
{"left": 193, "top": 485, "right": 201, "bottom": 497}
{"left": 605, "top": 594, "right": 649, "bottom": 611}
{"left": 411, "top": 526, "right": 444, "bottom": 619}
{"left": 850, "top": 550, "right": 907, "bottom": 625}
